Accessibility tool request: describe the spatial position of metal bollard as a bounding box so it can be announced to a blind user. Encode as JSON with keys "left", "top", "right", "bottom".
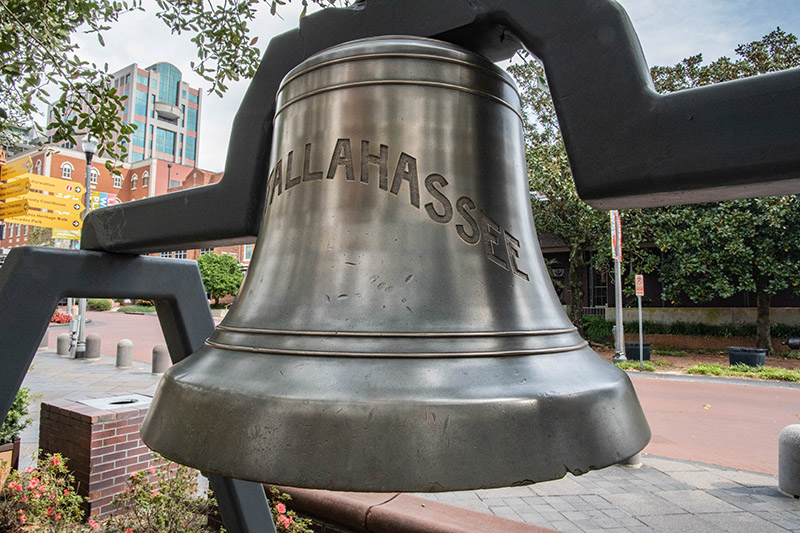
{"left": 152, "top": 344, "right": 170, "bottom": 375}
{"left": 85, "top": 333, "right": 102, "bottom": 359}
{"left": 779, "top": 424, "right": 800, "bottom": 497}
{"left": 619, "top": 453, "right": 642, "bottom": 469}
{"left": 57, "top": 333, "right": 71, "bottom": 356}
{"left": 116, "top": 339, "right": 133, "bottom": 368}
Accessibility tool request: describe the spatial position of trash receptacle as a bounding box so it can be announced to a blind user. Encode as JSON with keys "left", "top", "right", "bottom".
{"left": 625, "top": 342, "right": 650, "bottom": 361}
{"left": 728, "top": 346, "right": 766, "bottom": 367}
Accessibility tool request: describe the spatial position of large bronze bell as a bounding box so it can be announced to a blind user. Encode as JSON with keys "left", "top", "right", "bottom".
{"left": 141, "top": 36, "right": 650, "bottom": 492}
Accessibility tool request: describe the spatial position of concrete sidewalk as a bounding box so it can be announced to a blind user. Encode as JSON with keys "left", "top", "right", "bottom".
{"left": 15, "top": 349, "right": 800, "bottom": 532}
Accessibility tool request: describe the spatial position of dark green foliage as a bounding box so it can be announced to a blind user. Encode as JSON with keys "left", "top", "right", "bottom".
{"left": 584, "top": 318, "right": 800, "bottom": 339}
{"left": 583, "top": 315, "right": 613, "bottom": 344}
{"left": 87, "top": 298, "right": 112, "bottom": 311}
{"left": 650, "top": 29, "right": 800, "bottom": 354}
{"left": 0, "top": 388, "right": 30, "bottom": 445}
{"left": 0, "top": 0, "right": 347, "bottom": 159}
{"left": 197, "top": 252, "right": 244, "bottom": 306}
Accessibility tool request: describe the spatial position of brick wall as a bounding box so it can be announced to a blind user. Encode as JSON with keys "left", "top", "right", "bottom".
{"left": 39, "top": 394, "right": 168, "bottom": 518}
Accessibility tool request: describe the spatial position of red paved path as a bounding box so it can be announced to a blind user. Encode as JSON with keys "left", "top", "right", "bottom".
{"left": 45, "top": 312, "right": 799, "bottom": 476}
{"left": 633, "top": 374, "right": 798, "bottom": 475}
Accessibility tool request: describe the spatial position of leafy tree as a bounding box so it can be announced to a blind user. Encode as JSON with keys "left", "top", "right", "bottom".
{"left": 508, "top": 57, "right": 657, "bottom": 333}
{"left": 650, "top": 28, "right": 800, "bottom": 354}
{"left": 0, "top": 0, "right": 346, "bottom": 162}
{"left": 197, "top": 252, "right": 244, "bottom": 306}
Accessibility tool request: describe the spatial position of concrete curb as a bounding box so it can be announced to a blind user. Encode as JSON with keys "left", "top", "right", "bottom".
{"left": 626, "top": 370, "right": 800, "bottom": 389}
{"left": 276, "top": 486, "right": 557, "bottom": 533}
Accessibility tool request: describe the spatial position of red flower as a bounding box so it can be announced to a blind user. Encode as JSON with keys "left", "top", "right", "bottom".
{"left": 28, "top": 477, "right": 39, "bottom": 489}
{"left": 55, "top": 513, "right": 61, "bottom": 520}
{"left": 278, "top": 515, "right": 290, "bottom": 527}
{"left": 18, "top": 512, "right": 26, "bottom": 525}
{"left": 63, "top": 489, "right": 70, "bottom": 496}
{"left": 89, "top": 517, "right": 99, "bottom": 530}
{"left": 51, "top": 455, "right": 61, "bottom": 467}
{"left": 276, "top": 502, "right": 287, "bottom": 514}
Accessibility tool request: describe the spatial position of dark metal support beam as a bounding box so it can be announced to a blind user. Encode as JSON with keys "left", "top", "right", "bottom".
{"left": 0, "top": 247, "right": 275, "bottom": 533}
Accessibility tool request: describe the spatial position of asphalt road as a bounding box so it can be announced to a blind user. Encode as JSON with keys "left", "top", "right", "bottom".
{"left": 45, "top": 311, "right": 800, "bottom": 476}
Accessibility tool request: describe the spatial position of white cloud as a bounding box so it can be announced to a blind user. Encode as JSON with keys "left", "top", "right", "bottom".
{"left": 72, "top": 0, "right": 799, "bottom": 171}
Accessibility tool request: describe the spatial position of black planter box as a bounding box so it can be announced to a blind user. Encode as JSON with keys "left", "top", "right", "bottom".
{"left": 625, "top": 342, "right": 651, "bottom": 361}
{"left": 728, "top": 346, "right": 766, "bottom": 367}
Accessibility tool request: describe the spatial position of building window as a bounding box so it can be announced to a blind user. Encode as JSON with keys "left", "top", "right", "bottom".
{"left": 131, "top": 174, "right": 137, "bottom": 189}
{"left": 135, "top": 89, "right": 148, "bottom": 116}
{"left": 185, "top": 136, "right": 196, "bottom": 160}
{"left": 60, "top": 162, "right": 74, "bottom": 180}
{"left": 182, "top": 90, "right": 187, "bottom": 100}
{"left": 24, "top": 225, "right": 28, "bottom": 235}
{"left": 174, "top": 250, "right": 187, "bottom": 259}
{"left": 132, "top": 152, "right": 144, "bottom": 162}
{"left": 243, "top": 244, "right": 254, "bottom": 261}
{"left": 16, "top": 224, "right": 21, "bottom": 236}
{"left": 188, "top": 92, "right": 198, "bottom": 104}
{"left": 132, "top": 120, "right": 146, "bottom": 147}
{"left": 187, "top": 107, "right": 197, "bottom": 132}
{"left": 113, "top": 175, "right": 123, "bottom": 188}
{"left": 160, "top": 251, "right": 172, "bottom": 258}
{"left": 142, "top": 171, "right": 149, "bottom": 188}
{"left": 156, "top": 128, "right": 176, "bottom": 155}
{"left": 89, "top": 168, "right": 99, "bottom": 185}
{"left": 199, "top": 248, "right": 214, "bottom": 256}
{"left": 137, "top": 73, "right": 148, "bottom": 86}
{"left": 34, "top": 160, "right": 42, "bottom": 175}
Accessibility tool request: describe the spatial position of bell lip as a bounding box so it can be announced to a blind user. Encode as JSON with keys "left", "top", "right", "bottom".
{"left": 141, "top": 345, "right": 651, "bottom": 492}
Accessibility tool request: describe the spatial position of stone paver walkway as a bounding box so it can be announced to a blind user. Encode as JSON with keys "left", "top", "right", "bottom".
{"left": 15, "top": 349, "right": 800, "bottom": 532}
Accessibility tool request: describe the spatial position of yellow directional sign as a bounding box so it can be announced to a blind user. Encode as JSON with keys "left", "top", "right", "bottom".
{"left": 0, "top": 178, "right": 30, "bottom": 200}
{"left": 7, "top": 210, "right": 82, "bottom": 231}
{"left": 0, "top": 157, "right": 33, "bottom": 181}
{"left": 7, "top": 173, "right": 85, "bottom": 196}
{"left": 0, "top": 199, "right": 28, "bottom": 218}
{"left": 25, "top": 191, "right": 84, "bottom": 213}
{"left": 53, "top": 229, "right": 81, "bottom": 240}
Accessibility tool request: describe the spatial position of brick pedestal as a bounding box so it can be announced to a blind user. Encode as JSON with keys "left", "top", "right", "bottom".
{"left": 39, "top": 393, "right": 162, "bottom": 518}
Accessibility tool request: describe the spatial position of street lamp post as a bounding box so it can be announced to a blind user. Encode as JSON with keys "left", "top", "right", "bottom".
{"left": 71, "top": 136, "right": 97, "bottom": 358}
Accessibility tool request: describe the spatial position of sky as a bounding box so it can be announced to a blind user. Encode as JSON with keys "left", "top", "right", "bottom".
{"left": 71, "top": 0, "right": 800, "bottom": 171}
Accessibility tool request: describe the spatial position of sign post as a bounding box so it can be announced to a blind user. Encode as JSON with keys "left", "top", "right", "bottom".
{"left": 610, "top": 210, "right": 626, "bottom": 362}
{"left": 635, "top": 274, "right": 644, "bottom": 369}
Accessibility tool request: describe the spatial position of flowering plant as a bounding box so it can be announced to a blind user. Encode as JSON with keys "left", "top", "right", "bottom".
{"left": 103, "top": 460, "right": 217, "bottom": 532}
{"left": 268, "top": 487, "right": 313, "bottom": 533}
{"left": 50, "top": 312, "right": 73, "bottom": 324}
{"left": 0, "top": 452, "right": 87, "bottom": 532}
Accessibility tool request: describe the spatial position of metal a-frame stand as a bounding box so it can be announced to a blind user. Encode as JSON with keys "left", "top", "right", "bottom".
{"left": 2, "top": 1, "right": 798, "bottom": 531}
{"left": 0, "top": 248, "right": 276, "bottom": 531}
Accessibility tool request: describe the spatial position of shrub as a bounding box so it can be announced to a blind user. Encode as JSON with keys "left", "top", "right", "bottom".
{"left": 268, "top": 486, "right": 314, "bottom": 533}
{"left": 0, "top": 388, "right": 31, "bottom": 446}
{"left": 614, "top": 361, "right": 656, "bottom": 372}
{"left": 87, "top": 298, "right": 112, "bottom": 311}
{"left": 0, "top": 453, "right": 87, "bottom": 531}
{"left": 687, "top": 363, "right": 800, "bottom": 382}
{"left": 583, "top": 315, "right": 613, "bottom": 344}
{"left": 104, "top": 460, "right": 218, "bottom": 532}
{"left": 136, "top": 299, "right": 155, "bottom": 307}
{"left": 117, "top": 305, "right": 156, "bottom": 314}
{"left": 652, "top": 347, "right": 687, "bottom": 357}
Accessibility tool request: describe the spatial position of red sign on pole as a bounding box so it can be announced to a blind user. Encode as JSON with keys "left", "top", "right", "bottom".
{"left": 635, "top": 274, "right": 644, "bottom": 296}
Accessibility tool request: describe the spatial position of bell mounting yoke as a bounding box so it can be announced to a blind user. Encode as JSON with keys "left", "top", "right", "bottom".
{"left": 80, "top": 0, "right": 800, "bottom": 255}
